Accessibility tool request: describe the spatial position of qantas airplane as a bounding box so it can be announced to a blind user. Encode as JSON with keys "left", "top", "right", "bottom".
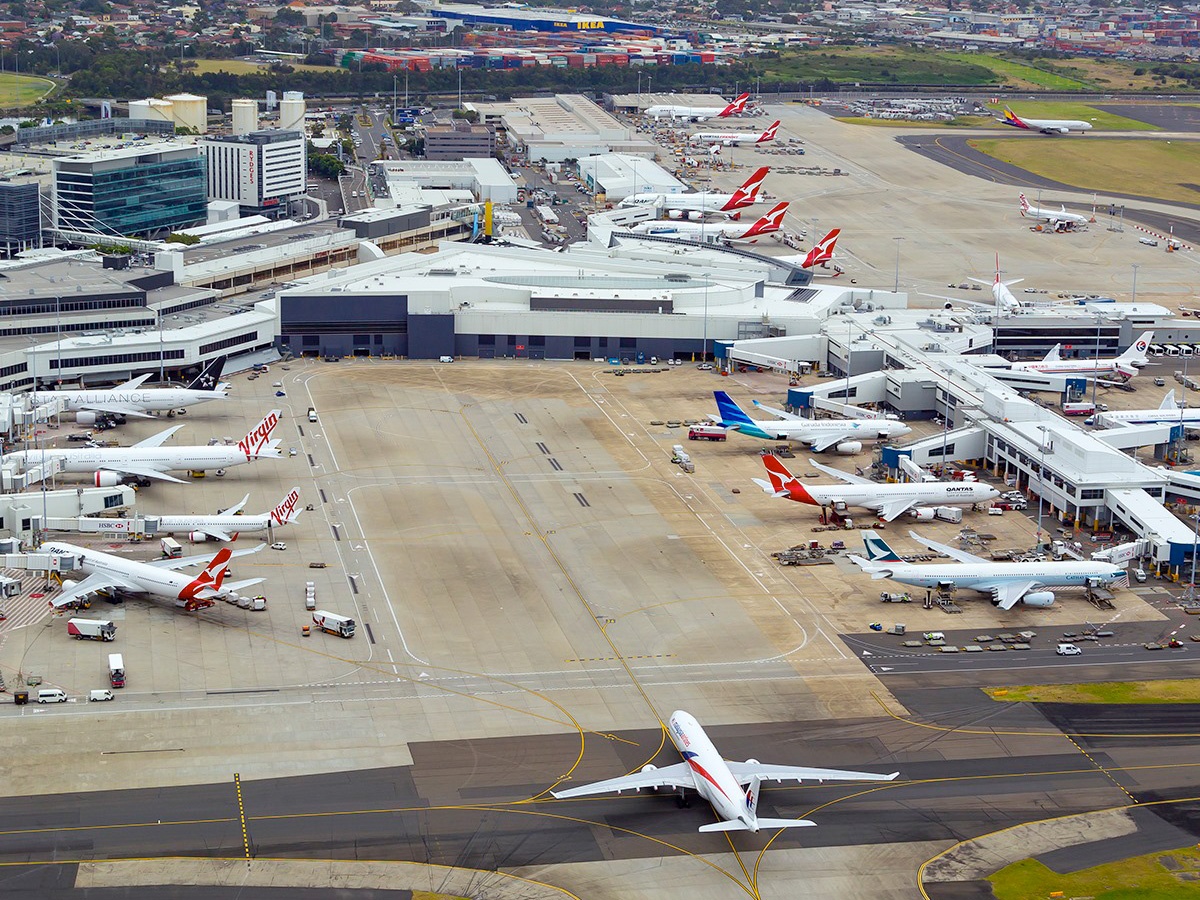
{"left": 619, "top": 166, "right": 769, "bottom": 215}
{"left": 645, "top": 92, "right": 750, "bottom": 122}
{"left": 753, "top": 455, "right": 999, "bottom": 521}
{"left": 711, "top": 391, "right": 911, "bottom": 452}
{"left": 552, "top": 710, "right": 897, "bottom": 833}
{"left": 799, "top": 228, "right": 841, "bottom": 270}
{"left": 136, "top": 487, "right": 303, "bottom": 542}
{"left": 1001, "top": 107, "right": 1092, "bottom": 134}
{"left": 29, "top": 356, "right": 229, "bottom": 424}
{"left": 45, "top": 541, "right": 266, "bottom": 611}
{"left": 627, "top": 201, "right": 789, "bottom": 245}
{"left": 849, "top": 531, "right": 1125, "bottom": 610}
{"left": 1009, "top": 332, "right": 1153, "bottom": 380}
{"left": 689, "top": 119, "right": 780, "bottom": 147}
{"left": 1020, "top": 193, "right": 1091, "bottom": 229}
{"left": 1093, "top": 390, "right": 1200, "bottom": 428}
{"left": 4, "top": 409, "right": 284, "bottom": 485}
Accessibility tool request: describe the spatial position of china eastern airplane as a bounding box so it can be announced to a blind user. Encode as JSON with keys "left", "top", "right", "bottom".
{"left": 1093, "top": 390, "right": 1200, "bottom": 428}
{"left": 1019, "top": 193, "right": 1091, "bottom": 229}
{"left": 44, "top": 541, "right": 266, "bottom": 611}
{"left": 689, "top": 119, "right": 780, "bottom": 147}
{"left": 552, "top": 710, "right": 897, "bottom": 833}
{"left": 711, "top": 391, "right": 911, "bottom": 452}
{"left": 4, "top": 409, "right": 283, "bottom": 485}
{"left": 28, "top": 356, "right": 228, "bottom": 424}
{"left": 645, "top": 91, "right": 749, "bottom": 122}
{"left": 619, "top": 166, "right": 769, "bottom": 215}
{"left": 1009, "top": 332, "right": 1153, "bottom": 380}
{"left": 1001, "top": 107, "right": 1093, "bottom": 134}
{"left": 628, "top": 201, "right": 789, "bottom": 245}
{"left": 849, "top": 531, "right": 1125, "bottom": 610}
{"left": 123, "top": 487, "right": 303, "bottom": 542}
{"left": 753, "top": 455, "right": 999, "bottom": 521}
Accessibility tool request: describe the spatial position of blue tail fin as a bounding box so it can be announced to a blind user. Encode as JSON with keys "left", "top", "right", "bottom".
{"left": 861, "top": 531, "right": 904, "bottom": 562}
{"left": 714, "top": 391, "right": 756, "bottom": 428}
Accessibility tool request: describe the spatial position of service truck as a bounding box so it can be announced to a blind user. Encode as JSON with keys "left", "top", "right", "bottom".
{"left": 688, "top": 425, "right": 728, "bottom": 441}
{"left": 1062, "top": 402, "right": 1096, "bottom": 416}
{"left": 67, "top": 618, "right": 116, "bottom": 641}
{"left": 308, "top": 407, "right": 318, "bottom": 423}
{"left": 160, "top": 537, "right": 183, "bottom": 558}
{"left": 108, "top": 653, "right": 125, "bottom": 688}
{"left": 313, "top": 610, "right": 356, "bottom": 638}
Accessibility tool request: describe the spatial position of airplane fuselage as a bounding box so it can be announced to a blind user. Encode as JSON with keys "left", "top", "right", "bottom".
{"left": 667, "top": 710, "right": 757, "bottom": 830}
{"left": 734, "top": 418, "right": 910, "bottom": 444}
{"left": 8, "top": 446, "right": 252, "bottom": 475}
{"left": 43, "top": 541, "right": 198, "bottom": 604}
{"left": 875, "top": 561, "right": 1121, "bottom": 594}
{"left": 621, "top": 192, "right": 745, "bottom": 213}
{"left": 787, "top": 481, "right": 997, "bottom": 510}
{"left": 1097, "top": 409, "right": 1200, "bottom": 427}
{"left": 155, "top": 512, "right": 273, "bottom": 537}
{"left": 30, "top": 388, "right": 226, "bottom": 414}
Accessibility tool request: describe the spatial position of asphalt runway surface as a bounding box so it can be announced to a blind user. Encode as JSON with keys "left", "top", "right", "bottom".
{"left": 1094, "top": 103, "right": 1200, "bottom": 131}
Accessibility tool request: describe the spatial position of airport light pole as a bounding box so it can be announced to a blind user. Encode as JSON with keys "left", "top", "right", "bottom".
{"left": 1090, "top": 311, "right": 1102, "bottom": 409}
{"left": 1190, "top": 512, "right": 1199, "bottom": 590}
{"left": 892, "top": 237, "right": 904, "bottom": 293}
{"left": 1131, "top": 263, "right": 1140, "bottom": 305}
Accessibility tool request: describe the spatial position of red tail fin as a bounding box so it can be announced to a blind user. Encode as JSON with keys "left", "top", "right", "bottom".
{"left": 718, "top": 91, "right": 750, "bottom": 117}
{"left": 801, "top": 229, "right": 840, "bottom": 268}
{"left": 178, "top": 546, "right": 233, "bottom": 605}
{"left": 757, "top": 120, "right": 780, "bottom": 143}
{"left": 721, "top": 165, "right": 769, "bottom": 211}
{"left": 761, "top": 454, "right": 797, "bottom": 491}
{"left": 739, "top": 201, "right": 789, "bottom": 239}
{"left": 1018, "top": 193, "right": 1030, "bottom": 216}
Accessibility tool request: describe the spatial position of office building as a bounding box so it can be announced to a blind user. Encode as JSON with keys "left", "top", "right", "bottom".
{"left": 200, "top": 130, "right": 307, "bottom": 216}
{"left": 0, "top": 181, "right": 42, "bottom": 257}
{"left": 423, "top": 124, "right": 496, "bottom": 161}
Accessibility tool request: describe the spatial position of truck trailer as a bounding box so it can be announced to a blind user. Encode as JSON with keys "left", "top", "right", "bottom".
{"left": 108, "top": 653, "right": 125, "bottom": 688}
{"left": 312, "top": 610, "right": 356, "bottom": 638}
{"left": 67, "top": 618, "right": 116, "bottom": 641}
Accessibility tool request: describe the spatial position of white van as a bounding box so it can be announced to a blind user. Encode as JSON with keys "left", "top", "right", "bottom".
{"left": 89, "top": 689, "right": 115, "bottom": 702}
{"left": 37, "top": 688, "right": 68, "bottom": 703}
{"left": 1056, "top": 643, "right": 1081, "bottom": 656}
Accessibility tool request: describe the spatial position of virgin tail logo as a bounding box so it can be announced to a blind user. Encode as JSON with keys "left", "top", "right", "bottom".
{"left": 723, "top": 166, "right": 770, "bottom": 210}
{"left": 718, "top": 92, "right": 751, "bottom": 117}
{"left": 801, "top": 229, "right": 841, "bottom": 269}
{"left": 757, "top": 120, "right": 781, "bottom": 143}
{"left": 1018, "top": 193, "right": 1031, "bottom": 215}
{"left": 742, "top": 201, "right": 789, "bottom": 238}
{"left": 238, "top": 408, "right": 283, "bottom": 460}
{"left": 269, "top": 487, "right": 303, "bottom": 526}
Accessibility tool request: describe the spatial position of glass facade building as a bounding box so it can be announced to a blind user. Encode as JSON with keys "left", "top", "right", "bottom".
{"left": 0, "top": 181, "right": 41, "bottom": 256}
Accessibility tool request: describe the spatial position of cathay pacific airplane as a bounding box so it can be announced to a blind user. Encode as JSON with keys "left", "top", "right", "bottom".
{"left": 552, "top": 710, "right": 897, "bottom": 833}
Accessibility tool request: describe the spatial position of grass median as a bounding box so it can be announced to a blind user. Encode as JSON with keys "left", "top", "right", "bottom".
{"left": 990, "top": 845, "right": 1200, "bottom": 900}
{"left": 987, "top": 679, "right": 1200, "bottom": 704}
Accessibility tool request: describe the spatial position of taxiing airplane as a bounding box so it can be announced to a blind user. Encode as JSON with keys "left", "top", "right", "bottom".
{"left": 1001, "top": 107, "right": 1093, "bottom": 134}
{"left": 645, "top": 92, "right": 750, "bottom": 122}
{"left": 28, "top": 356, "right": 229, "bottom": 424}
{"left": 753, "top": 455, "right": 999, "bottom": 521}
{"left": 689, "top": 119, "right": 780, "bottom": 147}
{"left": 5, "top": 409, "right": 284, "bottom": 485}
{"left": 619, "top": 166, "right": 770, "bottom": 215}
{"left": 1093, "top": 390, "right": 1200, "bottom": 428}
{"left": 849, "top": 530, "right": 1125, "bottom": 610}
{"left": 552, "top": 709, "right": 897, "bottom": 833}
{"left": 44, "top": 541, "right": 266, "bottom": 611}
{"left": 711, "top": 391, "right": 911, "bottom": 452}
{"left": 1019, "top": 193, "right": 1091, "bottom": 229}
{"left": 1009, "top": 332, "right": 1153, "bottom": 380}
{"left": 627, "top": 201, "right": 789, "bottom": 245}
{"left": 132, "top": 487, "right": 303, "bottom": 542}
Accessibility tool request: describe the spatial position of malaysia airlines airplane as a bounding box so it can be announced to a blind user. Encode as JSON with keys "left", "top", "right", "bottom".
{"left": 619, "top": 166, "right": 769, "bottom": 215}
{"left": 1009, "top": 332, "right": 1153, "bottom": 380}
{"left": 29, "top": 356, "right": 229, "bottom": 424}
{"left": 128, "top": 487, "right": 303, "bottom": 542}
{"left": 753, "top": 455, "right": 999, "bottom": 521}
{"left": 1094, "top": 390, "right": 1200, "bottom": 428}
{"left": 552, "top": 710, "right": 898, "bottom": 833}
{"left": 711, "top": 391, "right": 911, "bottom": 452}
{"left": 628, "top": 201, "right": 789, "bottom": 245}
{"left": 1020, "top": 193, "right": 1091, "bottom": 229}
{"left": 44, "top": 541, "right": 266, "bottom": 611}
{"left": 645, "top": 92, "right": 750, "bottom": 122}
{"left": 1002, "top": 107, "right": 1093, "bottom": 134}
{"left": 4, "top": 409, "right": 284, "bottom": 485}
{"left": 849, "top": 531, "right": 1125, "bottom": 610}
{"left": 689, "top": 119, "right": 780, "bottom": 147}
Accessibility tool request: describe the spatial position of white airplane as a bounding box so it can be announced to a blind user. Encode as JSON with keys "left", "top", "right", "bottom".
{"left": 627, "top": 201, "right": 789, "bottom": 245}
{"left": 1093, "top": 390, "right": 1200, "bottom": 428}
{"left": 5, "top": 409, "right": 284, "bottom": 485}
{"left": 645, "top": 92, "right": 749, "bottom": 122}
{"left": 29, "top": 356, "right": 229, "bottom": 424}
{"left": 619, "top": 166, "right": 769, "bottom": 215}
{"left": 800, "top": 228, "right": 840, "bottom": 270}
{"left": 1019, "top": 193, "right": 1091, "bottom": 229}
{"left": 712, "top": 391, "right": 911, "bottom": 452}
{"left": 551, "top": 709, "right": 897, "bottom": 833}
{"left": 133, "top": 487, "right": 303, "bottom": 542}
{"left": 1002, "top": 107, "right": 1093, "bottom": 135}
{"left": 689, "top": 119, "right": 780, "bottom": 147}
{"left": 44, "top": 541, "right": 266, "bottom": 611}
{"left": 753, "top": 455, "right": 999, "bottom": 522}
{"left": 849, "top": 530, "right": 1125, "bottom": 610}
{"left": 1009, "top": 332, "right": 1153, "bottom": 380}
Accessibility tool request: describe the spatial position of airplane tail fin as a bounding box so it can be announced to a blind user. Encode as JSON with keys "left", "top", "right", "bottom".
{"left": 722, "top": 165, "right": 769, "bottom": 210}
{"left": 1161, "top": 390, "right": 1179, "bottom": 411}
{"left": 699, "top": 817, "right": 816, "bottom": 833}
{"left": 1018, "top": 193, "right": 1031, "bottom": 215}
{"left": 746, "top": 776, "right": 762, "bottom": 818}
{"left": 800, "top": 228, "right": 840, "bottom": 269}
{"left": 186, "top": 355, "right": 227, "bottom": 391}
{"left": 713, "top": 391, "right": 756, "bottom": 429}
{"left": 180, "top": 546, "right": 233, "bottom": 604}
{"left": 1043, "top": 343, "right": 1063, "bottom": 363}
{"left": 761, "top": 453, "right": 800, "bottom": 492}
{"left": 739, "top": 201, "right": 788, "bottom": 239}
{"left": 268, "top": 487, "right": 303, "bottom": 526}
{"left": 718, "top": 91, "right": 750, "bottom": 117}
{"left": 1004, "top": 108, "right": 1029, "bottom": 129}
{"left": 861, "top": 530, "right": 904, "bottom": 563}
{"left": 237, "top": 409, "right": 283, "bottom": 460}
{"left": 1119, "top": 332, "right": 1153, "bottom": 361}
{"left": 757, "top": 120, "right": 780, "bottom": 143}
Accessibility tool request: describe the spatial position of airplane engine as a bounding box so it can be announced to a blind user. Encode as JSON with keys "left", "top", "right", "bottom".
{"left": 188, "top": 532, "right": 211, "bottom": 543}
{"left": 61, "top": 580, "right": 77, "bottom": 591}
{"left": 667, "top": 209, "right": 683, "bottom": 220}
{"left": 93, "top": 471, "right": 121, "bottom": 487}
{"left": 909, "top": 508, "right": 936, "bottom": 521}
{"left": 745, "top": 758, "right": 760, "bottom": 765}
{"left": 75, "top": 411, "right": 98, "bottom": 426}
{"left": 1023, "top": 591, "right": 1055, "bottom": 607}
{"left": 944, "top": 302, "right": 955, "bottom": 310}
{"left": 835, "top": 441, "right": 862, "bottom": 455}
{"left": 687, "top": 211, "right": 703, "bottom": 221}
{"left": 640, "top": 763, "right": 662, "bottom": 792}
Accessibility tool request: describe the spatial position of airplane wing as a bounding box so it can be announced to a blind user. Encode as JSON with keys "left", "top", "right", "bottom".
{"left": 74, "top": 402, "right": 156, "bottom": 419}
{"left": 907, "top": 530, "right": 987, "bottom": 564}
{"left": 983, "top": 580, "right": 1040, "bottom": 611}
{"left": 148, "top": 544, "right": 266, "bottom": 570}
{"left": 876, "top": 499, "right": 919, "bottom": 522}
{"left": 97, "top": 464, "right": 187, "bottom": 485}
{"left": 133, "top": 425, "right": 185, "bottom": 449}
{"left": 196, "top": 576, "right": 264, "bottom": 599}
{"left": 751, "top": 399, "right": 803, "bottom": 421}
{"left": 725, "top": 761, "right": 898, "bottom": 785}
{"left": 50, "top": 572, "right": 141, "bottom": 608}
{"left": 113, "top": 373, "right": 154, "bottom": 391}
{"left": 219, "top": 494, "right": 250, "bottom": 516}
{"left": 809, "top": 431, "right": 853, "bottom": 453}
{"left": 195, "top": 526, "right": 234, "bottom": 542}
{"left": 808, "top": 458, "right": 873, "bottom": 485}
{"left": 551, "top": 762, "right": 695, "bottom": 799}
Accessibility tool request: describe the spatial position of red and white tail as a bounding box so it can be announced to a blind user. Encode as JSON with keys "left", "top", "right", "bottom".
{"left": 738, "top": 201, "right": 789, "bottom": 239}
{"left": 177, "top": 546, "right": 233, "bottom": 608}
{"left": 1018, "top": 193, "right": 1031, "bottom": 216}
{"left": 722, "top": 165, "right": 769, "bottom": 211}
{"left": 756, "top": 120, "right": 781, "bottom": 143}
{"left": 237, "top": 408, "right": 283, "bottom": 461}
{"left": 801, "top": 229, "right": 841, "bottom": 269}
{"left": 268, "top": 487, "right": 303, "bottom": 527}
{"left": 761, "top": 454, "right": 798, "bottom": 492}
{"left": 718, "top": 91, "right": 750, "bottom": 117}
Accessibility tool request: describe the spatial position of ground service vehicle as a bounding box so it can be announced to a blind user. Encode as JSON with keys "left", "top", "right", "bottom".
{"left": 37, "top": 689, "right": 68, "bottom": 703}
{"left": 305, "top": 581, "right": 316, "bottom": 610}
{"left": 1063, "top": 402, "right": 1096, "bottom": 416}
{"left": 313, "top": 610, "right": 356, "bottom": 638}
{"left": 160, "top": 537, "right": 183, "bottom": 558}
{"left": 1056, "top": 643, "right": 1081, "bottom": 656}
{"left": 67, "top": 618, "right": 116, "bottom": 641}
{"left": 108, "top": 653, "right": 125, "bottom": 688}
{"left": 688, "top": 425, "right": 728, "bottom": 441}
{"left": 89, "top": 689, "right": 115, "bottom": 702}
{"left": 308, "top": 407, "right": 318, "bottom": 423}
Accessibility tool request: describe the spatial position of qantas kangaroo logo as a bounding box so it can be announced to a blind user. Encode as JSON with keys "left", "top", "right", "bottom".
{"left": 757, "top": 121, "right": 780, "bottom": 143}
{"left": 718, "top": 92, "right": 750, "bottom": 117}
{"left": 238, "top": 410, "right": 281, "bottom": 460}
{"left": 742, "top": 202, "right": 789, "bottom": 237}
{"left": 801, "top": 229, "right": 841, "bottom": 269}
{"left": 269, "top": 488, "right": 302, "bottom": 526}
{"left": 177, "top": 546, "right": 233, "bottom": 609}
{"left": 723, "top": 166, "right": 769, "bottom": 210}
{"left": 761, "top": 455, "right": 814, "bottom": 503}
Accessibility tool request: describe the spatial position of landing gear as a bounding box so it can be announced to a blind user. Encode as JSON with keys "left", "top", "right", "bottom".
{"left": 676, "top": 788, "right": 691, "bottom": 809}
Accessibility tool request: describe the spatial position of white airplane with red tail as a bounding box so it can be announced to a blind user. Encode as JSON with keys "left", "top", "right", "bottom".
{"left": 689, "top": 119, "right": 780, "bottom": 147}
{"left": 646, "top": 92, "right": 750, "bottom": 122}
{"left": 619, "top": 166, "right": 770, "bottom": 216}
{"left": 628, "top": 201, "right": 790, "bottom": 244}
{"left": 145, "top": 487, "right": 303, "bottom": 542}
{"left": 800, "top": 228, "right": 841, "bottom": 270}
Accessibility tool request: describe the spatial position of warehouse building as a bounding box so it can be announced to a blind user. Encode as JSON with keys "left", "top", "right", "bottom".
{"left": 429, "top": 4, "right": 655, "bottom": 34}
{"left": 468, "top": 95, "right": 658, "bottom": 163}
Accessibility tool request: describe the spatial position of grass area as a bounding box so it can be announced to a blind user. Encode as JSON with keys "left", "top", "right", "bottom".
{"left": 1060, "top": 56, "right": 1192, "bottom": 91}
{"left": 835, "top": 115, "right": 993, "bottom": 128}
{"left": 990, "top": 845, "right": 1200, "bottom": 900}
{"left": 942, "top": 52, "right": 1091, "bottom": 90}
{"left": 188, "top": 57, "right": 335, "bottom": 75}
{"left": 0, "top": 71, "right": 56, "bottom": 107}
{"left": 988, "top": 679, "right": 1200, "bottom": 704}
{"left": 767, "top": 46, "right": 998, "bottom": 86}
{"left": 971, "top": 137, "right": 1200, "bottom": 204}
{"left": 986, "top": 100, "right": 1159, "bottom": 130}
